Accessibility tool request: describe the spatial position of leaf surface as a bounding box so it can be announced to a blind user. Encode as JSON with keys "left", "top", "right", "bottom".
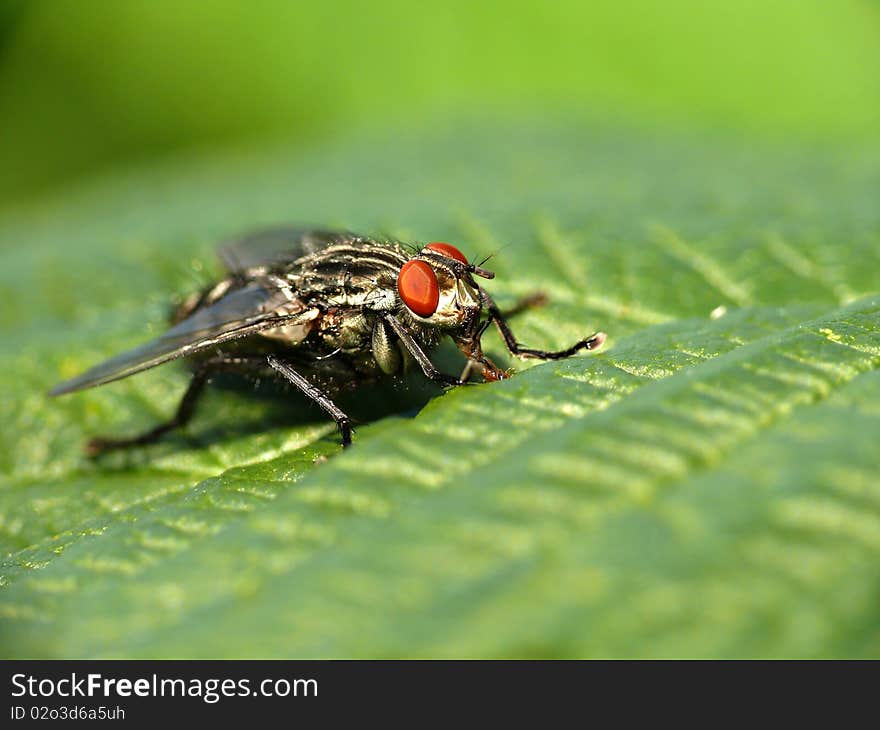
{"left": 1, "top": 122, "right": 879, "bottom": 657}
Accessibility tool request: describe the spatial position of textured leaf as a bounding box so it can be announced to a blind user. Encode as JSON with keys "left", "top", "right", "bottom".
{"left": 1, "top": 122, "right": 879, "bottom": 657}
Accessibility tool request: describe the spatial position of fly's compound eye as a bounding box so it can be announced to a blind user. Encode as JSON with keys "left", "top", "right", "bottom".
{"left": 398, "top": 260, "right": 440, "bottom": 317}
{"left": 425, "top": 241, "right": 468, "bottom": 265}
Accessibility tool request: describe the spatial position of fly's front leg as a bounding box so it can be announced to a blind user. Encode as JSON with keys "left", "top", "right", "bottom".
{"left": 458, "top": 317, "right": 495, "bottom": 382}
{"left": 266, "top": 356, "right": 353, "bottom": 446}
{"left": 458, "top": 359, "right": 479, "bottom": 382}
{"left": 381, "top": 313, "right": 464, "bottom": 387}
{"left": 483, "top": 292, "right": 606, "bottom": 360}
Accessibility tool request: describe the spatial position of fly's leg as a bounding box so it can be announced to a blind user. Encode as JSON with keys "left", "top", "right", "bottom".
{"left": 482, "top": 292, "right": 606, "bottom": 360}
{"left": 497, "top": 292, "right": 548, "bottom": 318}
{"left": 85, "top": 355, "right": 261, "bottom": 457}
{"left": 266, "top": 355, "right": 353, "bottom": 446}
{"left": 88, "top": 354, "right": 355, "bottom": 454}
{"left": 381, "top": 313, "right": 464, "bottom": 386}
{"left": 458, "top": 317, "right": 495, "bottom": 382}
{"left": 458, "top": 359, "right": 479, "bottom": 382}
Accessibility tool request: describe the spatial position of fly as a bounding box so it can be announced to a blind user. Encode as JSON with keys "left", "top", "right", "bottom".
{"left": 50, "top": 228, "right": 607, "bottom": 453}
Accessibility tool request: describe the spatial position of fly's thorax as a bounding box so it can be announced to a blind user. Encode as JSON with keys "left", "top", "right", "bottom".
{"left": 285, "top": 241, "right": 408, "bottom": 313}
{"left": 320, "top": 307, "right": 372, "bottom": 349}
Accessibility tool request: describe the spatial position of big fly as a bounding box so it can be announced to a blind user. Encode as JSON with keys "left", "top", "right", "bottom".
{"left": 50, "top": 229, "right": 606, "bottom": 453}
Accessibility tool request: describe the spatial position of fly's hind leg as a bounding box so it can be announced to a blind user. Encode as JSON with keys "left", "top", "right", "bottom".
{"left": 266, "top": 356, "right": 353, "bottom": 446}
{"left": 86, "top": 355, "right": 264, "bottom": 457}
{"left": 497, "top": 292, "right": 548, "bottom": 318}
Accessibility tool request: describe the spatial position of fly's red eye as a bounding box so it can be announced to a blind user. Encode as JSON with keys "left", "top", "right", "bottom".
{"left": 425, "top": 242, "right": 468, "bottom": 265}
{"left": 398, "top": 260, "right": 440, "bottom": 317}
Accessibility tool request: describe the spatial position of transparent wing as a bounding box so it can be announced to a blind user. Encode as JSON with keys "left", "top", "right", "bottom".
{"left": 50, "top": 283, "right": 308, "bottom": 396}
{"left": 218, "top": 228, "right": 357, "bottom": 272}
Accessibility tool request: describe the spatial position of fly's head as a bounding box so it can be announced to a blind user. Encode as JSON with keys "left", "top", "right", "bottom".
{"left": 396, "top": 242, "right": 506, "bottom": 381}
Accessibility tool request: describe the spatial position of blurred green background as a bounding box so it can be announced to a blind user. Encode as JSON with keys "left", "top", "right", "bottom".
{"left": 2, "top": 0, "right": 880, "bottom": 210}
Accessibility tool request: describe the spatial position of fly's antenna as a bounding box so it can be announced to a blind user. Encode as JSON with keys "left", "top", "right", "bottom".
{"left": 469, "top": 253, "right": 495, "bottom": 279}
{"left": 469, "top": 263, "right": 495, "bottom": 279}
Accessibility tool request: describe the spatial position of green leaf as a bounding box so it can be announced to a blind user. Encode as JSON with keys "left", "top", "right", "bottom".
{"left": 1, "top": 122, "right": 879, "bottom": 657}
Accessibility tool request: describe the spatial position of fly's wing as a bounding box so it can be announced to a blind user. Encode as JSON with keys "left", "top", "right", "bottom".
{"left": 218, "top": 228, "right": 358, "bottom": 273}
{"left": 49, "top": 283, "right": 311, "bottom": 396}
